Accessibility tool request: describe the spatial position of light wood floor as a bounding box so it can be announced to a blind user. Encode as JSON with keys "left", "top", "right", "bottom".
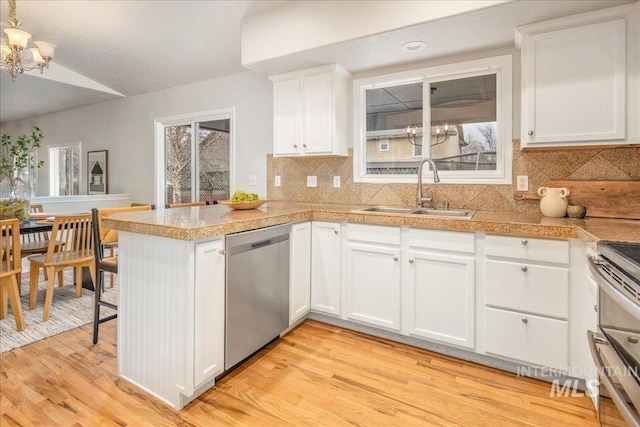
{"left": 1, "top": 319, "right": 603, "bottom": 426}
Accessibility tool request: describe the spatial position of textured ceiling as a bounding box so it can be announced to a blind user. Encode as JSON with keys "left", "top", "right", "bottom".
{"left": 0, "top": 0, "right": 636, "bottom": 124}
{"left": 0, "top": 0, "right": 287, "bottom": 123}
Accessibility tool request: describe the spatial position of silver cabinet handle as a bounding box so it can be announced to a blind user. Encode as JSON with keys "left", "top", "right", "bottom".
{"left": 293, "top": 144, "right": 298, "bottom": 149}
{"left": 302, "top": 144, "right": 307, "bottom": 148}
{"left": 594, "top": 304, "right": 598, "bottom": 313}
{"left": 521, "top": 239, "right": 528, "bottom": 246}
{"left": 219, "top": 249, "right": 226, "bottom": 255}
{"left": 521, "top": 318, "right": 528, "bottom": 324}
{"left": 409, "top": 259, "right": 414, "bottom": 264}
{"left": 334, "top": 229, "right": 339, "bottom": 235}
{"left": 528, "top": 130, "right": 534, "bottom": 136}
{"left": 393, "top": 256, "right": 398, "bottom": 262}
{"left": 521, "top": 266, "right": 528, "bottom": 272}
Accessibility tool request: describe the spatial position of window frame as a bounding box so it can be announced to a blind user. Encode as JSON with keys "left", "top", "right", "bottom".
{"left": 154, "top": 108, "right": 235, "bottom": 208}
{"left": 48, "top": 142, "right": 82, "bottom": 196}
{"left": 353, "top": 55, "right": 512, "bottom": 184}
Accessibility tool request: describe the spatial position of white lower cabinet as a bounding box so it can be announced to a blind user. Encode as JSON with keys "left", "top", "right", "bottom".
{"left": 194, "top": 239, "right": 226, "bottom": 390}
{"left": 485, "top": 307, "right": 569, "bottom": 370}
{"left": 311, "top": 221, "right": 342, "bottom": 316}
{"left": 346, "top": 241, "right": 401, "bottom": 331}
{"left": 407, "top": 249, "right": 475, "bottom": 349}
{"left": 483, "top": 235, "right": 570, "bottom": 370}
{"left": 289, "top": 222, "right": 311, "bottom": 324}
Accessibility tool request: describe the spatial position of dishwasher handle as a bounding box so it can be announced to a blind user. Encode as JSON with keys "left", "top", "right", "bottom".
{"left": 227, "top": 230, "right": 289, "bottom": 255}
{"left": 251, "top": 239, "right": 273, "bottom": 249}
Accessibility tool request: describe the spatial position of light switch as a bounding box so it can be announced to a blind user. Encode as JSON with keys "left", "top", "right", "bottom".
{"left": 307, "top": 176, "right": 317, "bottom": 187}
{"left": 275, "top": 176, "right": 281, "bottom": 187}
{"left": 248, "top": 175, "right": 257, "bottom": 186}
{"left": 333, "top": 176, "right": 341, "bottom": 188}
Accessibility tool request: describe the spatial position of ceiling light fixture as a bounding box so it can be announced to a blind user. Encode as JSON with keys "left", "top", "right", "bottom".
{"left": 401, "top": 41, "right": 427, "bottom": 52}
{"left": 1, "top": 0, "right": 56, "bottom": 81}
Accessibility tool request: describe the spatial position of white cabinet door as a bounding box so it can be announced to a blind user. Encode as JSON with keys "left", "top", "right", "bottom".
{"left": 303, "top": 72, "right": 333, "bottom": 154}
{"left": 273, "top": 78, "right": 301, "bottom": 156}
{"left": 407, "top": 250, "right": 475, "bottom": 349}
{"left": 290, "top": 222, "right": 311, "bottom": 324}
{"left": 346, "top": 242, "right": 401, "bottom": 331}
{"left": 521, "top": 18, "right": 627, "bottom": 147}
{"left": 194, "top": 238, "right": 225, "bottom": 389}
{"left": 311, "top": 222, "right": 341, "bottom": 316}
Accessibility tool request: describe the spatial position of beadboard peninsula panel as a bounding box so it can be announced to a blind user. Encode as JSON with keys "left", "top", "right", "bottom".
{"left": 117, "top": 231, "right": 195, "bottom": 409}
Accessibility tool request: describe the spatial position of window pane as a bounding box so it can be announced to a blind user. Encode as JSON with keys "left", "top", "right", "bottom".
{"left": 430, "top": 75, "right": 497, "bottom": 171}
{"left": 365, "top": 83, "right": 423, "bottom": 175}
{"left": 165, "top": 125, "right": 192, "bottom": 204}
{"left": 49, "top": 144, "right": 80, "bottom": 196}
{"left": 198, "top": 119, "right": 230, "bottom": 203}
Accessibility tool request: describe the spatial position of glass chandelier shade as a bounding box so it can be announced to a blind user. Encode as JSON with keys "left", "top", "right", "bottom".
{"left": 0, "top": 0, "right": 57, "bottom": 80}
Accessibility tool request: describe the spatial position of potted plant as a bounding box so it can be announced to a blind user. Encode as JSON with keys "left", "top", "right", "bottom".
{"left": 0, "top": 126, "right": 45, "bottom": 221}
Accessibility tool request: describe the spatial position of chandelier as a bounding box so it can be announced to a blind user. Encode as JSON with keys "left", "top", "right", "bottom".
{"left": 1, "top": 0, "right": 56, "bottom": 81}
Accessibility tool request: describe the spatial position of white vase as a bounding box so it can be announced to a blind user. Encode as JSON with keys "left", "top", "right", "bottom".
{"left": 538, "top": 186, "right": 570, "bottom": 218}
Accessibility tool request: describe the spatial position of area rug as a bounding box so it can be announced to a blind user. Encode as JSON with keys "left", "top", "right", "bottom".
{"left": 0, "top": 270, "right": 117, "bottom": 354}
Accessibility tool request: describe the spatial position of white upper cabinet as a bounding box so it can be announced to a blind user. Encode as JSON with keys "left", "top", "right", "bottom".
{"left": 270, "top": 64, "right": 351, "bottom": 157}
{"left": 517, "top": 4, "right": 639, "bottom": 148}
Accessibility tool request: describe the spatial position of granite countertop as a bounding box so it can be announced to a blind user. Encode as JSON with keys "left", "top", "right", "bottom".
{"left": 102, "top": 200, "right": 640, "bottom": 245}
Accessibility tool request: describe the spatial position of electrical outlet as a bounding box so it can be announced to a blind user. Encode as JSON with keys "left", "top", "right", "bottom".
{"left": 333, "top": 176, "right": 341, "bottom": 188}
{"left": 307, "top": 176, "right": 317, "bottom": 187}
{"left": 275, "top": 176, "right": 281, "bottom": 187}
{"left": 516, "top": 175, "right": 529, "bottom": 191}
{"left": 248, "top": 175, "right": 257, "bottom": 186}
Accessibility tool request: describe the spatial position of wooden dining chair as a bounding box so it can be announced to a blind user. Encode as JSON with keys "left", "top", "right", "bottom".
{"left": 0, "top": 219, "right": 25, "bottom": 331}
{"left": 28, "top": 214, "right": 95, "bottom": 321}
{"left": 91, "top": 205, "right": 153, "bottom": 344}
{"left": 165, "top": 201, "right": 210, "bottom": 208}
{"left": 21, "top": 204, "right": 59, "bottom": 282}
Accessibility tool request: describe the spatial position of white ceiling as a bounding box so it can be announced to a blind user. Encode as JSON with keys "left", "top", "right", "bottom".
{"left": 0, "top": 0, "right": 635, "bottom": 124}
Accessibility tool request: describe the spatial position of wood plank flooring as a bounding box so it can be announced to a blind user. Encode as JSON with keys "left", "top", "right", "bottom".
{"left": 1, "top": 319, "right": 603, "bottom": 426}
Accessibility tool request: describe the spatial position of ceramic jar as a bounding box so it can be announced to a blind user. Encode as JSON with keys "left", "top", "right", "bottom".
{"left": 537, "top": 186, "right": 570, "bottom": 218}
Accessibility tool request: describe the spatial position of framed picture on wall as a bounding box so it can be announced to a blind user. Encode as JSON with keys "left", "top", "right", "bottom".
{"left": 87, "top": 150, "right": 108, "bottom": 194}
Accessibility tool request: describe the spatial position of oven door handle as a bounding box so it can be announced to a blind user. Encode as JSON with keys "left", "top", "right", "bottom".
{"left": 588, "top": 330, "right": 640, "bottom": 427}
{"left": 588, "top": 255, "right": 640, "bottom": 320}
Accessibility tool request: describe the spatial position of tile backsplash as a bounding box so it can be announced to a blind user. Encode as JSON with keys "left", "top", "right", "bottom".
{"left": 267, "top": 141, "right": 640, "bottom": 213}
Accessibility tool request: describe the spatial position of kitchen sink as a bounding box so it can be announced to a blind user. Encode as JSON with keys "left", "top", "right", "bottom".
{"left": 411, "top": 208, "right": 475, "bottom": 218}
{"left": 355, "top": 206, "right": 475, "bottom": 218}
{"left": 357, "top": 206, "right": 415, "bottom": 214}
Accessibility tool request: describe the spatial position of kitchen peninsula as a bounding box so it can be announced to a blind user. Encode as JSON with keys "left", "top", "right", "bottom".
{"left": 104, "top": 201, "right": 640, "bottom": 410}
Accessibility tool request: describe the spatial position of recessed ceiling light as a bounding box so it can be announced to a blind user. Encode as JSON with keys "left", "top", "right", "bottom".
{"left": 401, "top": 41, "right": 427, "bottom": 52}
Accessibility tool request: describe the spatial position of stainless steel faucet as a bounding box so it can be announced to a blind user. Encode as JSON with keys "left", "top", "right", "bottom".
{"left": 416, "top": 158, "right": 440, "bottom": 208}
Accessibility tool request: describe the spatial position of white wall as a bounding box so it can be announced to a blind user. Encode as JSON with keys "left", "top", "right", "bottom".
{"left": 1, "top": 71, "right": 273, "bottom": 203}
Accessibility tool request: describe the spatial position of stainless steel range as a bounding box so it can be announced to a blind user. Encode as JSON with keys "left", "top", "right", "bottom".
{"left": 588, "top": 241, "right": 640, "bottom": 427}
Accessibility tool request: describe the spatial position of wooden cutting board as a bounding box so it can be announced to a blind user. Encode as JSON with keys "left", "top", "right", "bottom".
{"left": 546, "top": 180, "right": 640, "bottom": 220}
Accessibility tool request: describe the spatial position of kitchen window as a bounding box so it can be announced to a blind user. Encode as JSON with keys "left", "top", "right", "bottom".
{"left": 353, "top": 55, "right": 512, "bottom": 184}
{"left": 154, "top": 108, "right": 235, "bottom": 207}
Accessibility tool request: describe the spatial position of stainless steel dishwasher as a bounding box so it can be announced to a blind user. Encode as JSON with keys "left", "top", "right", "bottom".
{"left": 225, "top": 223, "right": 290, "bottom": 371}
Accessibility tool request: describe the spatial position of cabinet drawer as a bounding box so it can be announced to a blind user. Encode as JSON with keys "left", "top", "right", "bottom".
{"left": 485, "top": 260, "right": 568, "bottom": 318}
{"left": 347, "top": 223, "right": 401, "bottom": 246}
{"left": 409, "top": 228, "right": 475, "bottom": 254}
{"left": 485, "top": 307, "right": 568, "bottom": 370}
{"left": 485, "top": 235, "right": 569, "bottom": 264}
